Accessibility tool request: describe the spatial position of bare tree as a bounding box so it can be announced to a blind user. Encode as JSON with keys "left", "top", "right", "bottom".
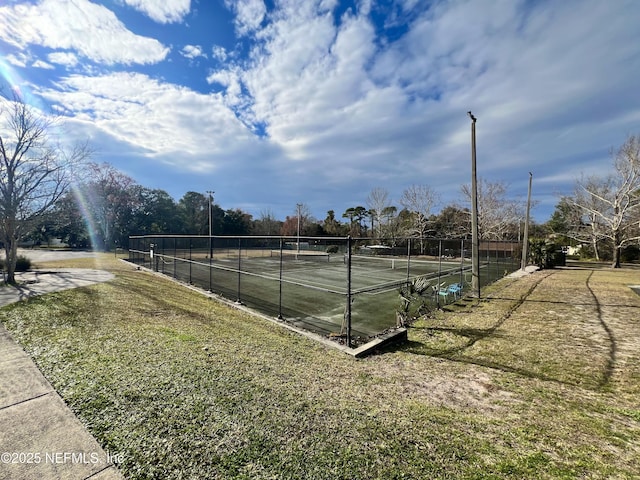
{"left": 0, "top": 95, "right": 90, "bottom": 283}
{"left": 400, "top": 184, "right": 439, "bottom": 253}
{"left": 461, "top": 179, "right": 523, "bottom": 240}
{"left": 295, "top": 203, "right": 314, "bottom": 235}
{"left": 562, "top": 178, "right": 611, "bottom": 261}
{"left": 366, "top": 187, "right": 391, "bottom": 239}
{"left": 252, "top": 208, "right": 281, "bottom": 235}
{"left": 570, "top": 135, "right": 640, "bottom": 267}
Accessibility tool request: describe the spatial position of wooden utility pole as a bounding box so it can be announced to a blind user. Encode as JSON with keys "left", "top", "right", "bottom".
{"left": 468, "top": 112, "right": 480, "bottom": 298}
{"left": 521, "top": 173, "right": 532, "bottom": 270}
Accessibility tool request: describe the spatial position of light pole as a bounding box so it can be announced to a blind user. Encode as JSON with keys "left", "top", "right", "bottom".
{"left": 206, "top": 191, "right": 214, "bottom": 258}
{"left": 468, "top": 111, "right": 480, "bottom": 298}
{"left": 206, "top": 190, "right": 215, "bottom": 293}
{"left": 296, "top": 203, "right": 302, "bottom": 255}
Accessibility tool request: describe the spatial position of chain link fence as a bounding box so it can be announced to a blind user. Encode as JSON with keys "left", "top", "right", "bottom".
{"left": 128, "top": 235, "right": 520, "bottom": 347}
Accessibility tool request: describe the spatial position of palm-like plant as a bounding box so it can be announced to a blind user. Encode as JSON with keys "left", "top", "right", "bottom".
{"left": 396, "top": 276, "right": 432, "bottom": 327}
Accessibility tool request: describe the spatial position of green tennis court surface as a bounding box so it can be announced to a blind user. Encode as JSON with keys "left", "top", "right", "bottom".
{"left": 148, "top": 253, "right": 487, "bottom": 339}
{"left": 130, "top": 236, "right": 520, "bottom": 344}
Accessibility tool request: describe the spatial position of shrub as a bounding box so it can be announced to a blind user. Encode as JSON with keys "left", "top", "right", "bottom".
{"left": 15, "top": 255, "right": 31, "bottom": 272}
{"left": 529, "top": 238, "right": 566, "bottom": 268}
{"left": 0, "top": 255, "right": 31, "bottom": 273}
{"left": 326, "top": 245, "right": 339, "bottom": 254}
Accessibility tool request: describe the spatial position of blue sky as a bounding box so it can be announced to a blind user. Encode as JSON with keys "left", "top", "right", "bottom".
{"left": 1, "top": 0, "right": 639, "bottom": 224}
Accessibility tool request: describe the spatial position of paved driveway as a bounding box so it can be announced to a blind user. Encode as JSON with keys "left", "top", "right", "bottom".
{"left": 16, "top": 248, "right": 98, "bottom": 263}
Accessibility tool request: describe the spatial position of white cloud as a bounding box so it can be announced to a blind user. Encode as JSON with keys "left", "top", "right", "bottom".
{"left": 31, "top": 59, "right": 54, "bottom": 69}
{"left": 0, "top": 0, "right": 169, "bottom": 65}
{"left": 180, "top": 44, "right": 206, "bottom": 59}
{"left": 48, "top": 51, "right": 79, "bottom": 68}
{"left": 5, "top": 53, "right": 28, "bottom": 68}
{"left": 202, "top": 0, "right": 640, "bottom": 216}
{"left": 35, "top": 72, "right": 257, "bottom": 171}
{"left": 120, "top": 0, "right": 191, "bottom": 24}
{"left": 233, "top": 3, "right": 385, "bottom": 163}
{"left": 225, "top": 0, "right": 266, "bottom": 36}
{"left": 6, "top": 0, "right": 637, "bottom": 222}
{"left": 212, "top": 45, "right": 227, "bottom": 62}
{"left": 207, "top": 68, "right": 243, "bottom": 106}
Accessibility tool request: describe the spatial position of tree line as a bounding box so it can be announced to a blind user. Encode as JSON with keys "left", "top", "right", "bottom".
{"left": 547, "top": 134, "right": 640, "bottom": 267}
{"left": 3, "top": 94, "right": 639, "bottom": 284}
{"left": 28, "top": 161, "right": 538, "bottom": 253}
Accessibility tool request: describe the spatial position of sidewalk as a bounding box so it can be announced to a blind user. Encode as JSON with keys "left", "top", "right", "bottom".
{"left": 0, "top": 269, "right": 124, "bottom": 480}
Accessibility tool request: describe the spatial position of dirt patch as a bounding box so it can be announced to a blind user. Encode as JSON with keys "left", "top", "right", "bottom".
{"left": 400, "top": 369, "right": 515, "bottom": 411}
{"left": 363, "top": 357, "right": 515, "bottom": 413}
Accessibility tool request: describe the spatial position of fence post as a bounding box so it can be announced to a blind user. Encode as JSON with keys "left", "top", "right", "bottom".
{"left": 236, "top": 238, "right": 242, "bottom": 304}
{"left": 189, "top": 241, "right": 192, "bottom": 284}
{"left": 173, "top": 238, "right": 177, "bottom": 279}
{"left": 460, "top": 238, "right": 464, "bottom": 287}
{"left": 208, "top": 235, "right": 213, "bottom": 293}
{"left": 437, "top": 239, "right": 442, "bottom": 308}
{"left": 406, "top": 238, "right": 411, "bottom": 284}
{"left": 159, "top": 238, "right": 163, "bottom": 274}
{"left": 278, "top": 237, "right": 283, "bottom": 319}
{"left": 346, "top": 236, "right": 352, "bottom": 348}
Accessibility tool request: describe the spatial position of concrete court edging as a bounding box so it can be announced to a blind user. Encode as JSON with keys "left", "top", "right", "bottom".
{"left": 0, "top": 269, "right": 124, "bottom": 480}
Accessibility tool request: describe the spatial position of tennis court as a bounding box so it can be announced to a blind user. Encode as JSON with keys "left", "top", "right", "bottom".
{"left": 129, "top": 235, "right": 520, "bottom": 345}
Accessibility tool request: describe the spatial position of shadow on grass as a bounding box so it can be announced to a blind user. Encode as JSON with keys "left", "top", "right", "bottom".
{"left": 563, "top": 261, "right": 640, "bottom": 270}
{"left": 393, "top": 270, "right": 612, "bottom": 389}
{"left": 479, "top": 295, "right": 640, "bottom": 310}
{"left": 585, "top": 270, "right": 617, "bottom": 389}
{"left": 400, "top": 338, "right": 580, "bottom": 386}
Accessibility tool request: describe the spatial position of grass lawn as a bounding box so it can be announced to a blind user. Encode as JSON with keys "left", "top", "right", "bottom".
{"left": 1, "top": 255, "right": 639, "bottom": 479}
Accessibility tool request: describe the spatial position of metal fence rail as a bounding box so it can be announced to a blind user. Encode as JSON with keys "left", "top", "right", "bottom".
{"left": 128, "top": 235, "right": 520, "bottom": 347}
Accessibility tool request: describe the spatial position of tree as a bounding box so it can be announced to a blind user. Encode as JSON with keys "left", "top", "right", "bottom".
{"left": 252, "top": 208, "right": 281, "bottom": 235}
{"left": 380, "top": 205, "right": 400, "bottom": 244}
{"left": 366, "top": 187, "right": 391, "bottom": 239}
{"left": 322, "top": 210, "right": 342, "bottom": 236}
{"left": 280, "top": 216, "right": 298, "bottom": 236}
{"left": 551, "top": 190, "right": 608, "bottom": 261}
{"left": 0, "top": 95, "right": 90, "bottom": 282}
{"left": 80, "top": 162, "right": 138, "bottom": 249}
{"left": 223, "top": 209, "right": 252, "bottom": 235}
{"left": 342, "top": 206, "right": 367, "bottom": 237}
{"left": 178, "top": 191, "right": 208, "bottom": 235}
{"left": 461, "top": 179, "right": 523, "bottom": 240}
{"left": 569, "top": 135, "right": 640, "bottom": 267}
{"left": 49, "top": 192, "right": 90, "bottom": 248}
{"left": 133, "top": 188, "right": 180, "bottom": 234}
{"left": 431, "top": 205, "right": 470, "bottom": 238}
{"left": 547, "top": 197, "right": 576, "bottom": 242}
{"left": 280, "top": 204, "right": 318, "bottom": 237}
{"left": 400, "top": 185, "right": 439, "bottom": 253}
